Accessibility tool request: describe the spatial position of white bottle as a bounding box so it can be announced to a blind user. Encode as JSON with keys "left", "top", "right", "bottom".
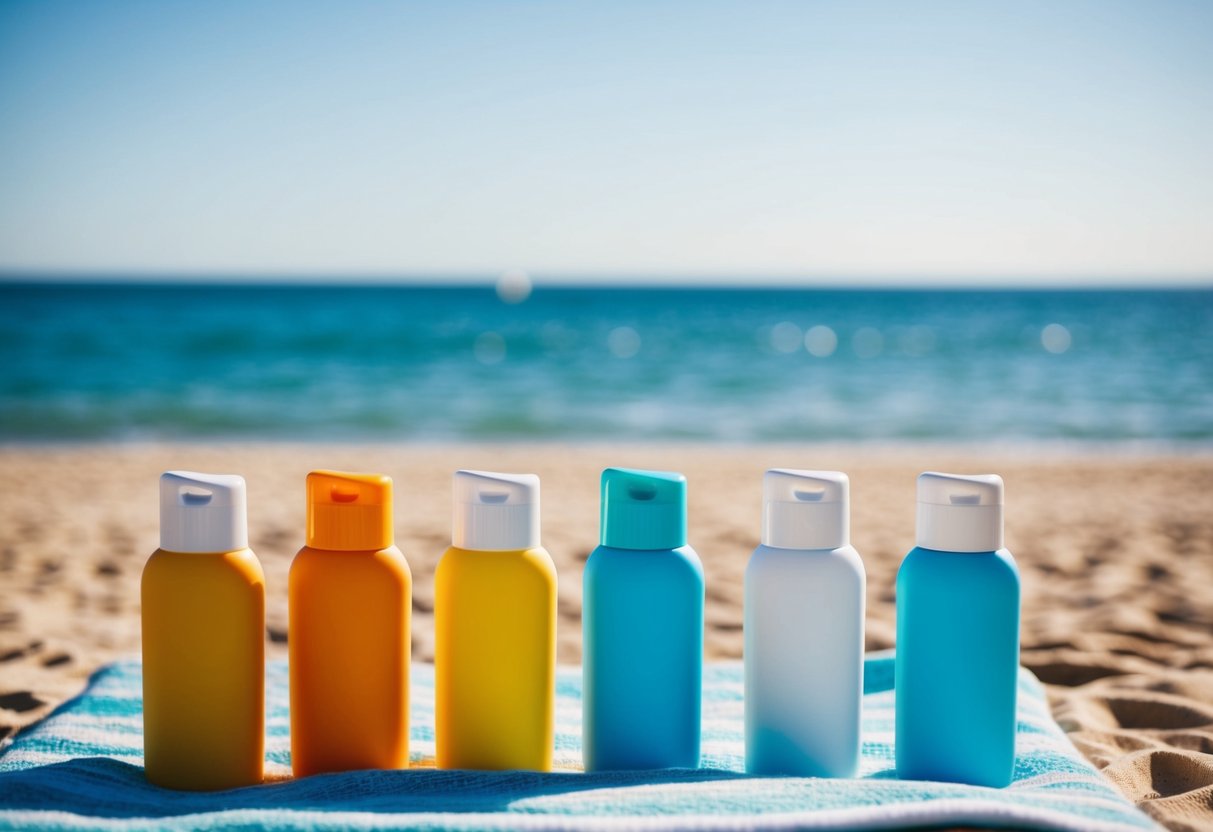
{"left": 744, "top": 469, "right": 866, "bottom": 777}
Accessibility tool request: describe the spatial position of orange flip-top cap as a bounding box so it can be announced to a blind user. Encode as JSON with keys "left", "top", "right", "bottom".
{"left": 306, "top": 470, "right": 394, "bottom": 551}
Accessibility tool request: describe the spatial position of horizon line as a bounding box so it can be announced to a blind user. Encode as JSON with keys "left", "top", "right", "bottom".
{"left": 1, "top": 269, "right": 1212, "bottom": 291}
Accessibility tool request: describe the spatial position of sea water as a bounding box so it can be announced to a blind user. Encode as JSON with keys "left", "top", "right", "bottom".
{"left": 1, "top": 282, "right": 1210, "bottom": 444}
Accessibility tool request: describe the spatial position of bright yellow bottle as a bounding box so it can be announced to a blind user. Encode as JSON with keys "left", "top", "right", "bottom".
{"left": 142, "top": 471, "right": 265, "bottom": 791}
{"left": 435, "top": 470, "right": 556, "bottom": 771}
{"left": 289, "top": 470, "right": 412, "bottom": 777}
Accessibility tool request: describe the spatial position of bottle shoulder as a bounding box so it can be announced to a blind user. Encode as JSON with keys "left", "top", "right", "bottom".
{"left": 144, "top": 547, "right": 264, "bottom": 584}
{"left": 586, "top": 543, "right": 704, "bottom": 578}
{"left": 899, "top": 546, "right": 1019, "bottom": 582}
{"left": 438, "top": 545, "right": 557, "bottom": 577}
{"left": 291, "top": 544, "right": 412, "bottom": 580}
{"left": 588, "top": 543, "right": 701, "bottom": 559}
{"left": 520, "top": 545, "right": 557, "bottom": 578}
{"left": 747, "top": 543, "right": 865, "bottom": 581}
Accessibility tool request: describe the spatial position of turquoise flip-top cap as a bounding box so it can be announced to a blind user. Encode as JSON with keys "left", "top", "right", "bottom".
{"left": 600, "top": 467, "right": 687, "bottom": 550}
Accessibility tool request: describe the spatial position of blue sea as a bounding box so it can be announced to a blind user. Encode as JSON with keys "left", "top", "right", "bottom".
{"left": 1, "top": 282, "right": 1210, "bottom": 445}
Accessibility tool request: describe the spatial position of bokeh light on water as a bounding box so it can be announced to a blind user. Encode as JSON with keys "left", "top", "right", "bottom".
{"left": 769, "top": 322, "right": 802, "bottom": 354}
{"left": 805, "top": 326, "right": 838, "bottom": 358}
{"left": 607, "top": 327, "right": 642, "bottom": 359}
{"left": 495, "top": 270, "right": 532, "bottom": 305}
{"left": 1041, "top": 323, "right": 1072, "bottom": 354}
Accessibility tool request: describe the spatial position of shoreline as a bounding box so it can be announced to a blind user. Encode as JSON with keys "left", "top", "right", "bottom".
{"left": 5, "top": 437, "right": 1213, "bottom": 458}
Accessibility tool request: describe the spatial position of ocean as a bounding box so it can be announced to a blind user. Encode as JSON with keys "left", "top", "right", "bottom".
{"left": 1, "top": 282, "right": 1210, "bottom": 445}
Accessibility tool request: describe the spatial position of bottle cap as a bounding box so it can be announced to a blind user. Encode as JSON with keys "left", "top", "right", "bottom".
{"left": 600, "top": 468, "right": 687, "bottom": 550}
{"left": 452, "top": 470, "right": 540, "bottom": 551}
{"left": 916, "top": 471, "right": 1004, "bottom": 553}
{"left": 160, "top": 471, "right": 248, "bottom": 553}
{"left": 306, "top": 470, "right": 394, "bottom": 551}
{"left": 762, "top": 469, "right": 849, "bottom": 550}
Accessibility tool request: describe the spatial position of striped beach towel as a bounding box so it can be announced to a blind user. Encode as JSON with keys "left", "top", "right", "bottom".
{"left": 0, "top": 653, "right": 1156, "bottom": 830}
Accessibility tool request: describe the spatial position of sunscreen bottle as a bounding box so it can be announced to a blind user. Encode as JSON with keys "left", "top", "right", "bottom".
{"left": 289, "top": 471, "right": 412, "bottom": 776}
{"left": 896, "top": 472, "right": 1020, "bottom": 787}
{"left": 745, "top": 470, "right": 865, "bottom": 777}
{"left": 142, "top": 471, "right": 265, "bottom": 790}
{"left": 435, "top": 470, "right": 556, "bottom": 771}
{"left": 583, "top": 468, "right": 704, "bottom": 771}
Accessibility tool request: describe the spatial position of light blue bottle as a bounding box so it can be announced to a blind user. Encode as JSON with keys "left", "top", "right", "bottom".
{"left": 583, "top": 468, "right": 704, "bottom": 771}
{"left": 895, "top": 472, "right": 1021, "bottom": 787}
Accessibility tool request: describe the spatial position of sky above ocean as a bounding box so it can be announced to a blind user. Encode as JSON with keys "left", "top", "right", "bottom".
{"left": 1, "top": 1, "right": 1211, "bottom": 283}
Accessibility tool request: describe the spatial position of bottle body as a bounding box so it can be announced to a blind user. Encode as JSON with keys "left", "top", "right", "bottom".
{"left": 744, "top": 544, "right": 864, "bottom": 777}
{"left": 583, "top": 544, "right": 704, "bottom": 771}
{"left": 435, "top": 545, "right": 556, "bottom": 771}
{"left": 141, "top": 547, "right": 265, "bottom": 790}
{"left": 895, "top": 546, "right": 1020, "bottom": 786}
{"left": 289, "top": 544, "right": 412, "bottom": 776}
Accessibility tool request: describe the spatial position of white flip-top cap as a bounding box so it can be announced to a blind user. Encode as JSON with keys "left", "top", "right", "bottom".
{"left": 452, "top": 470, "right": 540, "bottom": 551}
{"left": 160, "top": 471, "right": 248, "bottom": 553}
{"left": 762, "top": 469, "right": 849, "bottom": 550}
{"left": 916, "top": 472, "right": 1004, "bottom": 553}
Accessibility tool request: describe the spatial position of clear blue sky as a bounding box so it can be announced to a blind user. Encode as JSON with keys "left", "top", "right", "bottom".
{"left": 1, "top": 0, "right": 1211, "bottom": 284}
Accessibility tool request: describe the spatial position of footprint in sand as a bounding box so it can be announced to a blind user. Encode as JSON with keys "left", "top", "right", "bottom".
{"left": 95, "top": 561, "right": 121, "bottom": 578}
{"left": 0, "top": 691, "right": 45, "bottom": 713}
{"left": 41, "top": 652, "right": 71, "bottom": 668}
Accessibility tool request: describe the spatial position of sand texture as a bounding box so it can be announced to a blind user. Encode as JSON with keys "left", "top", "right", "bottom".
{"left": 1, "top": 443, "right": 1210, "bottom": 830}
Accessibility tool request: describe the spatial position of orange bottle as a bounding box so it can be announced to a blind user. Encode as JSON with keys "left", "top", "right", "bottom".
{"left": 288, "top": 470, "right": 412, "bottom": 776}
{"left": 142, "top": 471, "right": 265, "bottom": 791}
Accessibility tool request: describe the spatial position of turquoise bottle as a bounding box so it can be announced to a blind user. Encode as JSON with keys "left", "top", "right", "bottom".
{"left": 583, "top": 468, "right": 704, "bottom": 771}
{"left": 895, "top": 472, "right": 1021, "bottom": 787}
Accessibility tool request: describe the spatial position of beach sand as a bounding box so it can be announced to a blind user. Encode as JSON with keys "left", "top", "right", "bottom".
{"left": 1, "top": 443, "right": 1210, "bottom": 830}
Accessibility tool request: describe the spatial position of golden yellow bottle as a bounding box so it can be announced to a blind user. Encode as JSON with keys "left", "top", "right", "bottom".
{"left": 435, "top": 470, "right": 556, "bottom": 771}
{"left": 289, "top": 470, "right": 412, "bottom": 777}
{"left": 142, "top": 471, "right": 265, "bottom": 791}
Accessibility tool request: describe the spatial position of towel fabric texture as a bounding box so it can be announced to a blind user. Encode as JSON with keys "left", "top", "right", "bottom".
{"left": 0, "top": 653, "right": 1157, "bottom": 830}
